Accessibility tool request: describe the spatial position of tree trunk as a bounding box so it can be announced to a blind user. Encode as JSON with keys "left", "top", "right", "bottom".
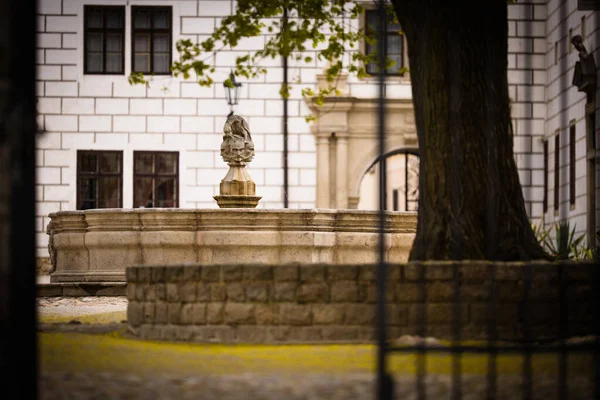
{"left": 391, "top": 0, "right": 549, "bottom": 260}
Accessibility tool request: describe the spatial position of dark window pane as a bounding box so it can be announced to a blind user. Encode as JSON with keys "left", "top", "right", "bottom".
{"left": 106, "top": 9, "right": 123, "bottom": 29}
{"left": 87, "top": 33, "right": 103, "bottom": 52}
{"left": 135, "top": 177, "right": 154, "bottom": 208}
{"left": 80, "top": 154, "right": 97, "bottom": 173}
{"left": 106, "top": 54, "right": 122, "bottom": 73}
{"left": 134, "top": 54, "right": 150, "bottom": 73}
{"left": 134, "top": 34, "right": 150, "bottom": 52}
{"left": 153, "top": 9, "right": 170, "bottom": 29}
{"left": 156, "top": 153, "right": 177, "bottom": 174}
{"left": 98, "top": 177, "right": 120, "bottom": 208}
{"left": 153, "top": 34, "right": 169, "bottom": 52}
{"left": 153, "top": 54, "right": 170, "bottom": 74}
{"left": 87, "top": 8, "right": 103, "bottom": 28}
{"left": 86, "top": 53, "right": 103, "bottom": 73}
{"left": 100, "top": 153, "right": 121, "bottom": 173}
{"left": 156, "top": 178, "right": 175, "bottom": 207}
{"left": 134, "top": 10, "right": 151, "bottom": 29}
{"left": 135, "top": 153, "right": 154, "bottom": 174}
{"left": 106, "top": 34, "right": 122, "bottom": 52}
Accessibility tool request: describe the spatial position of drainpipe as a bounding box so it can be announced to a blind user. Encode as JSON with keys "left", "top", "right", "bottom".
{"left": 282, "top": 6, "right": 289, "bottom": 208}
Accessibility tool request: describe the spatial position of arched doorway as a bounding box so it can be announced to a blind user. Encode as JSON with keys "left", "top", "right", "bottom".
{"left": 357, "top": 149, "right": 419, "bottom": 211}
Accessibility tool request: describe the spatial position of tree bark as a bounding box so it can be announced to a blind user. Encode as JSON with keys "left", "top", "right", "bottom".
{"left": 391, "top": 0, "right": 549, "bottom": 260}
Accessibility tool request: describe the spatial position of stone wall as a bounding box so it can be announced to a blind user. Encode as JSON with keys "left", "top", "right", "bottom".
{"left": 126, "top": 261, "right": 599, "bottom": 343}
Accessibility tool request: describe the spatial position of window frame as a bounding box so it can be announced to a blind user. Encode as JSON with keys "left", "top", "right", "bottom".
{"left": 83, "top": 5, "right": 126, "bottom": 75}
{"left": 364, "top": 8, "right": 405, "bottom": 77}
{"left": 76, "top": 150, "right": 124, "bottom": 210}
{"left": 554, "top": 132, "right": 560, "bottom": 213}
{"left": 133, "top": 151, "right": 179, "bottom": 208}
{"left": 131, "top": 6, "right": 173, "bottom": 75}
{"left": 569, "top": 123, "right": 576, "bottom": 207}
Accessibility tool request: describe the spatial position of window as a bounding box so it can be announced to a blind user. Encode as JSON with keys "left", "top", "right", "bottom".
{"left": 543, "top": 140, "right": 548, "bottom": 213}
{"left": 134, "top": 152, "right": 179, "bottom": 208}
{"left": 84, "top": 6, "right": 125, "bottom": 74}
{"left": 77, "top": 151, "right": 123, "bottom": 210}
{"left": 131, "top": 6, "right": 172, "bottom": 74}
{"left": 569, "top": 124, "right": 576, "bottom": 206}
{"left": 365, "top": 9, "right": 404, "bottom": 75}
{"left": 578, "top": 0, "right": 599, "bottom": 10}
{"left": 554, "top": 133, "right": 560, "bottom": 212}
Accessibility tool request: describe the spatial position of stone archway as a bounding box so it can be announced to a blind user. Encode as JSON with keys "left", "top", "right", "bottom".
{"left": 306, "top": 78, "right": 417, "bottom": 209}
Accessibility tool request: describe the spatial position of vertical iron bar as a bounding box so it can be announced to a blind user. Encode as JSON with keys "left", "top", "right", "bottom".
{"left": 558, "top": 263, "right": 568, "bottom": 400}
{"left": 1, "top": 0, "right": 38, "bottom": 397}
{"left": 404, "top": 154, "right": 408, "bottom": 211}
{"left": 416, "top": 262, "right": 427, "bottom": 400}
{"left": 375, "top": 0, "right": 391, "bottom": 399}
{"left": 522, "top": 263, "right": 533, "bottom": 400}
{"left": 486, "top": 263, "right": 498, "bottom": 400}
{"left": 451, "top": 263, "right": 462, "bottom": 400}
{"left": 282, "top": 6, "right": 289, "bottom": 208}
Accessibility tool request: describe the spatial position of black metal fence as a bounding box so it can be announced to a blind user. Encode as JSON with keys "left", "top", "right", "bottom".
{"left": 373, "top": 1, "right": 600, "bottom": 399}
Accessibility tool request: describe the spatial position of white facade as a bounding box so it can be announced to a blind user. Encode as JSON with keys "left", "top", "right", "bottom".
{"left": 35, "top": 0, "right": 599, "bottom": 261}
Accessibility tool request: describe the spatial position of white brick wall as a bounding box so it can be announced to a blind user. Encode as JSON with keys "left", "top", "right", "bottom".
{"left": 34, "top": 0, "right": 599, "bottom": 260}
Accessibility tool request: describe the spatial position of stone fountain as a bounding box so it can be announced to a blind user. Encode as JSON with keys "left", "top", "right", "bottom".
{"left": 46, "top": 116, "right": 417, "bottom": 283}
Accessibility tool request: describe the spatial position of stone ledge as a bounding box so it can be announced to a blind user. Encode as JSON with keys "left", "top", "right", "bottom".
{"left": 37, "top": 282, "right": 126, "bottom": 297}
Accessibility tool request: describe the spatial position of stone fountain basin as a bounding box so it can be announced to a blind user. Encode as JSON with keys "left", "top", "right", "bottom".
{"left": 46, "top": 208, "right": 417, "bottom": 283}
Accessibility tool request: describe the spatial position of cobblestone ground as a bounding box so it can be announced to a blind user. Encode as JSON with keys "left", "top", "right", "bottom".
{"left": 39, "top": 372, "right": 594, "bottom": 400}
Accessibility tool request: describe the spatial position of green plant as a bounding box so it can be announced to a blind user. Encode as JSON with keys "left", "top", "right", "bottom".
{"left": 531, "top": 220, "right": 594, "bottom": 261}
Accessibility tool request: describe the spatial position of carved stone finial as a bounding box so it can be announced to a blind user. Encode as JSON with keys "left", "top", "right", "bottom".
{"left": 214, "top": 114, "right": 261, "bottom": 208}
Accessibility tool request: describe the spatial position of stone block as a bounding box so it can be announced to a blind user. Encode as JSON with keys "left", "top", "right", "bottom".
{"left": 327, "top": 265, "right": 357, "bottom": 281}
{"left": 166, "top": 283, "right": 180, "bottom": 302}
{"left": 387, "top": 305, "right": 408, "bottom": 326}
{"left": 357, "top": 284, "right": 376, "bottom": 303}
{"left": 139, "top": 325, "right": 161, "bottom": 341}
{"left": 330, "top": 282, "right": 358, "bottom": 302}
{"left": 255, "top": 304, "right": 279, "bottom": 325}
{"left": 127, "top": 302, "right": 143, "bottom": 327}
{"left": 279, "top": 304, "right": 312, "bottom": 325}
{"left": 272, "top": 282, "right": 296, "bottom": 301}
{"left": 126, "top": 267, "right": 137, "bottom": 282}
{"left": 160, "top": 325, "right": 179, "bottom": 341}
{"left": 404, "top": 263, "right": 454, "bottom": 281}
{"left": 143, "top": 303, "right": 155, "bottom": 324}
{"left": 197, "top": 284, "right": 210, "bottom": 302}
{"left": 287, "top": 327, "right": 322, "bottom": 342}
{"left": 394, "top": 283, "right": 421, "bottom": 302}
{"left": 206, "top": 303, "right": 224, "bottom": 324}
{"left": 297, "top": 283, "right": 329, "bottom": 303}
{"left": 125, "top": 283, "right": 136, "bottom": 301}
{"left": 409, "top": 304, "right": 468, "bottom": 325}
{"left": 321, "top": 326, "right": 359, "bottom": 341}
{"left": 387, "top": 265, "right": 402, "bottom": 281}
{"left": 356, "top": 327, "right": 376, "bottom": 341}
{"left": 357, "top": 265, "right": 375, "bottom": 281}
{"left": 209, "top": 283, "right": 226, "bottom": 301}
{"left": 427, "top": 282, "right": 455, "bottom": 302}
{"left": 273, "top": 265, "right": 298, "bottom": 281}
{"left": 180, "top": 282, "right": 197, "bottom": 302}
{"left": 225, "top": 303, "right": 256, "bottom": 325}
{"left": 299, "top": 265, "right": 325, "bottom": 282}
{"left": 243, "top": 265, "right": 273, "bottom": 281}
{"left": 175, "top": 327, "right": 195, "bottom": 341}
{"left": 135, "top": 284, "right": 146, "bottom": 301}
{"left": 265, "top": 326, "right": 292, "bottom": 342}
{"left": 470, "top": 304, "right": 519, "bottom": 325}
{"left": 168, "top": 303, "right": 182, "bottom": 324}
{"left": 492, "top": 263, "right": 522, "bottom": 280}
{"left": 180, "top": 304, "right": 195, "bottom": 325}
{"left": 460, "top": 284, "right": 491, "bottom": 301}
{"left": 227, "top": 283, "right": 246, "bottom": 301}
{"left": 497, "top": 282, "right": 524, "bottom": 302}
{"left": 192, "top": 304, "right": 207, "bottom": 324}
{"left": 201, "top": 265, "right": 220, "bottom": 282}
{"left": 155, "top": 302, "right": 168, "bottom": 324}
{"left": 151, "top": 267, "right": 165, "bottom": 283}
{"left": 223, "top": 265, "right": 243, "bottom": 281}
{"left": 246, "top": 283, "right": 269, "bottom": 302}
{"left": 137, "top": 268, "right": 152, "bottom": 283}
{"left": 165, "top": 266, "right": 184, "bottom": 282}
{"left": 458, "top": 262, "right": 490, "bottom": 280}
{"left": 193, "top": 326, "right": 235, "bottom": 343}
{"left": 345, "top": 304, "right": 375, "bottom": 325}
{"left": 236, "top": 326, "right": 267, "bottom": 343}
{"left": 312, "top": 305, "right": 345, "bottom": 325}
{"left": 182, "top": 266, "right": 202, "bottom": 281}
{"left": 155, "top": 284, "right": 167, "bottom": 301}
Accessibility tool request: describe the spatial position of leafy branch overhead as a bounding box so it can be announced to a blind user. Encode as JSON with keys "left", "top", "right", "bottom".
{"left": 128, "top": 0, "right": 407, "bottom": 121}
